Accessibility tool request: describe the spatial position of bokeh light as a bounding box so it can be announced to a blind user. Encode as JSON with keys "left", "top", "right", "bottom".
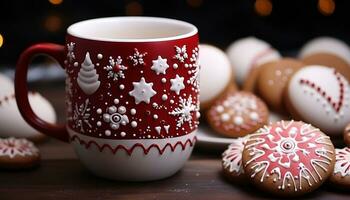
{"left": 125, "top": 1, "right": 143, "bottom": 16}
{"left": 48, "top": 0, "right": 63, "bottom": 5}
{"left": 318, "top": 0, "right": 335, "bottom": 16}
{"left": 44, "top": 15, "right": 62, "bottom": 32}
{"left": 255, "top": 0, "right": 272, "bottom": 16}
{"left": 0, "top": 34, "right": 3, "bottom": 48}
{"left": 187, "top": 0, "right": 203, "bottom": 8}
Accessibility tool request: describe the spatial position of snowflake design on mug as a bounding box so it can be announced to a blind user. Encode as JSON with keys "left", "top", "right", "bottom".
{"left": 73, "top": 99, "right": 92, "bottom": 133}
{"left": 104, "top": 56, "right": 128, "bottom": 81}
{"left": 66, "top": 42, "right": 75, "bottom": 62}
{"left": 173, "top": 45, "right": 188, "bottom": 63}
{"left": 169, "top": 95, "right": 198, "bottom": 128}
{"left": 128, "top": 48, "right": 147, "bottom": 66}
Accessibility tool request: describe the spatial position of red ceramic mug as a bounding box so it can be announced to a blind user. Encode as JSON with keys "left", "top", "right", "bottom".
{"left": 15, "top": 17, "right": 200, "bottom": 181}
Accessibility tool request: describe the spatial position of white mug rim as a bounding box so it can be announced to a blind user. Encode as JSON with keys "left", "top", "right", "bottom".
{"left": 67, "top": 16, "right": 198, "bottom": 42}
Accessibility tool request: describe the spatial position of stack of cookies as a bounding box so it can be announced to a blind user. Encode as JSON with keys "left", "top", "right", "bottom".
{"left": 199, "top": 36, "right": 350, "bottom": 195}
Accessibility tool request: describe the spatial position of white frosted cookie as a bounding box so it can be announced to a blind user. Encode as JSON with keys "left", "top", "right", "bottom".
{"left": 286, "top": 65, "right": 350, "bottom": 137}
{"left": 0, "top": 92, "right": 56, "bottom": 141}
{"left": 199, "top": 44, "right": 236, "bottom": 109}
{"left": 299, "top": 37, "right": 350, "bottom": 64}
{"left": 226, "top": 37, "right": 281, "bottom": 85}
{"left": 329, "top": 147, "right": 350, "bottom": 189}
{"left": 222, "top": 136, "right": 249, "bottom": 183}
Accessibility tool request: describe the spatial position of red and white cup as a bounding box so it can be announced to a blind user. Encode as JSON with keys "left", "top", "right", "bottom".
{"left": 15, "top": 17, "right": 200, "bottom": 181}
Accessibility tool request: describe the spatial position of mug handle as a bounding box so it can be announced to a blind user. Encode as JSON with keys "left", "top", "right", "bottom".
{"left": 15, "top": 43, "right": 69, "bottom": 142}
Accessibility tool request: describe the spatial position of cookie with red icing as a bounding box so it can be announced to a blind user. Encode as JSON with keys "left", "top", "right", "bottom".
{"left": 207, "top": 91, "right": 269, "bottom": 138}
{"left": 242, "top": 120, "right": 335, "bottom": 196}
{"left": 286, "top": 65, "right": 350, "bottom": 137}
{"left": 0, "top": 137, "right": 40, "bottom": 169}
{"left": 222, "top": 136, "right": 248, "bottom": 182}
{"left": 329, "top": 147, "right": 350, "bottom": 189}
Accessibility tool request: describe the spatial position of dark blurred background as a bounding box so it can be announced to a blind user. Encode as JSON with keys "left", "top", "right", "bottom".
{"left": 0, "top": 0, "right": 349, "bottom": 68}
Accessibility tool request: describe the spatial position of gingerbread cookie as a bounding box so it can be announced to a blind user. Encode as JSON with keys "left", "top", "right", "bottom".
{"left": 329, "top": 147, "right": 350, "bottom": 189}
{"left": 302, "top": 53, "right": 350, "bottom": 82}
{"left": 199, "top": 44, "right": 237, "bottom": 110}
{"left": 242, "top": 120, "right": 335, "bottom": 196}
{"left": 207, "top": 91, "right": 269, "bottom": 138}
{"left": 257, "top": 58, "right": 304, "bottom": 112}
{"left": 344, "top": 124, "right": 350, "bottom": 147}
{"left": 0, "top": 137, "right": 40, "bottom": 169}
{"left": 222, "top": 136, "right": 248, "bottom": 182}
{"left": 286, "top": 66, "right": 350, "bottom": 137}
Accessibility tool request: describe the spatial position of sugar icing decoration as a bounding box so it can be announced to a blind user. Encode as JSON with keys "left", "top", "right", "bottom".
{"left": 128, "top": 48, "right": 147, "bottom": 66}
{"left": 151, "top": 56, "right": 169, "bottom": 75}
{"left": 77, "top": 52, "right": 100, "bottom": 95}
{"left": 334, "top": 147, "right": 350, "bottom": 177}
{"left": 104, "top": 56, "right": 128, "bottom": 82}
{"left": 299, "top": 70, "right": 346, "bottom": 113}
{"left": 173, "top": 45, "right": 188, "bottom": 63}
{"left": 209, "top": 92, "right": 266, "bottom": 132}
{"left": 170, "top": 75, "right": 185, "bottom": 95}
{"left": 222, "top": 136, "right": 248, "bottom": 175}
{"left": 0, "top": 138, "right": 39, "bottom": 159}
{"left": 66, "top": 42, "right": 75, "bottom": 63}
{"left": 129, "top": 77, "right": 157, "bottom": 104}
{"left": 244, "top": 121, "right": 334, "bottom": 191}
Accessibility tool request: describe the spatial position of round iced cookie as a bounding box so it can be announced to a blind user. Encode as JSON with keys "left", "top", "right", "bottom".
{"left": 299, "top": 37, "right": 350, "bottom": 64}
{"left": 302, "top": 53, "right": 350, "bottom": 82}
{"left": 226, "top": 37, "right": 281, "bottom": 86}
{"left": 242, "top": 120, "right": 335, "bottom": 196}
{"left": 0, "top": 92, "right": 57, "bottom": 141}
{"left": 207, "top": 91, "right": 269, "bottom": 138}
{"left": 344, "top": 124, "right": 350, "bottom": 146}
{"left": 286, "top": 65, "right": 350, "bottom": 137}
{"left": 0, "top": 137, "right": 40, "bottom": 169}
{"left": 222, "top": 136, "right": 249, "bottom": 183}
{"left": 257, "top": 58, "right": 305, "bottom": 112}
{"left": 199, "top": 44, "right": 237, "bottom": 110}
{"left": 329, "top": 147, "right": 350, "bottom": 189}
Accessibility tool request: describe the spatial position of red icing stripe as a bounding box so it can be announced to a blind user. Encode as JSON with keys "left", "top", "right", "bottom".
{"left": 299, "top": 70, "right": 345, "bottom": 112}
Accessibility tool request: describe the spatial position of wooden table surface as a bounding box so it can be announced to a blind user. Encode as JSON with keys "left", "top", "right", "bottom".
{"left": 0, "top": 82, "right": 349, "bottom": 200}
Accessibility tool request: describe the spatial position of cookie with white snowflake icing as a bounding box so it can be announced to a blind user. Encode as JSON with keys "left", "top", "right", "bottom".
{"left": 207, "top": 91, "right": 269, "bottom": 137}
{"left": 222, "top": 136, "right": 249, "bottom": 182}
{"left": 329, "top": 147, "right": 350, "bottom": 189}
{"left": 242, "top": 121, "right": 335, "bottom": 196}
{"left": 0, "top": 137, "right": 40, "bottom": 169}
{"left": 286, "top": 66, "right": 350, "bottom": 137}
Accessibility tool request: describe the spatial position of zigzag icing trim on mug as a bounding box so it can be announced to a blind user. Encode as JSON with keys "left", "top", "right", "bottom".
{"left": 69, "top": 129, "right": 196, "bottom": 156}
{"left": 244, "top": 120, "right": 334, "bottom": 191}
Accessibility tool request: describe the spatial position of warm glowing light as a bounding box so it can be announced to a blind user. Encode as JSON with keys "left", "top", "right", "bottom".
{"left": 125, "top": 1, "right": 143, "bottom": 16}
{"left": 44, "top": 15, "right": 62, "bottom": 32}
{"left": 187, "top": 0, "right": 203, "bottom": 8}
{"left": 255, "top": 0, "right": 272, "bottom": 16}
{"left": 318, "top": 0, "right": 335, "bottom": 16}
{"left": 0, "top": 34, "right": 3, "bottom": 48}
{"left": 49, "top": 0, "right": 63, "bottom": 5}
